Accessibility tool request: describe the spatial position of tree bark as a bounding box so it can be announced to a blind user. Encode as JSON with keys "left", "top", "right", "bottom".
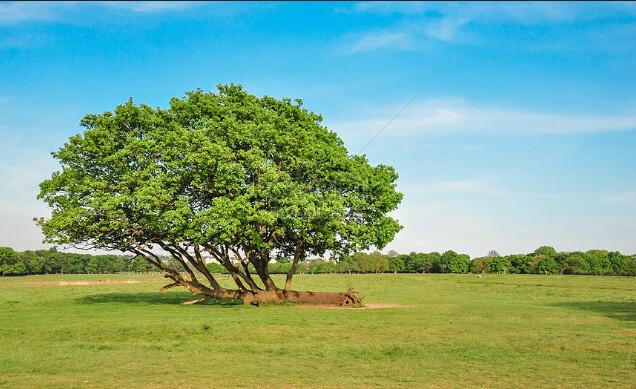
{"left": 235, "top": 288, "right": 363, "bottom": 306}
{"left": 167, "top": 285, "right": 363, "bottom": 307}
{"left": 285, "top": 239, "right": 303, "bottom": 291}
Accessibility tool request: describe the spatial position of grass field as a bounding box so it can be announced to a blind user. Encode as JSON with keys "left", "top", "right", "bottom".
{"left": 1, "top": 273, "right": 634, "bottom": 388}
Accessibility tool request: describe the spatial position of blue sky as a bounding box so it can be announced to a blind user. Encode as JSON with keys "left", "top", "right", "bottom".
{"left": 1, "top": 1, "right": 635, "bottom": 256}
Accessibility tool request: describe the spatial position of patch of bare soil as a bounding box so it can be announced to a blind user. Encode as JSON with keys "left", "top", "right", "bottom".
{"left": 300, "top": 303, "right": 415, "bottom": 310}
{"left": 364, "top": 303, "right": 415, "bottom": 309}
{"left": 24, "top": 280, "right": 146, "bottom": 286}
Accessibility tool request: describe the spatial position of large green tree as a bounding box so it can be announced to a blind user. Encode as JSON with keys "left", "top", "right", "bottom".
{"left": 0, "top": 247, "right": 25, "bottom": 276}
{"left": 37, "top": 85, "right": 402, "bottom": 305}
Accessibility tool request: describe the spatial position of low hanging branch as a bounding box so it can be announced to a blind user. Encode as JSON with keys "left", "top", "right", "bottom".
{"left": 36, "top": 85, "right": 403, "bottom": 306}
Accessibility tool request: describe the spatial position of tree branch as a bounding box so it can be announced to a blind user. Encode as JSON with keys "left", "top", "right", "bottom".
{"left": 156, "top": 241, "right": 198, "bottom": 282}
{"left": 204, "top": 245, "right": 260, "bottom": 292}
{"left": 229, "top": 246, "right": 261, "bottom": 291}
{"left": 285, "top": 237, "right": 304, "bottom": 291}
{"left": 174, "top": 243, "right": 222, "bottom": 290}
{"left": 156, "top": 281, "right": 180, "bottom": 292}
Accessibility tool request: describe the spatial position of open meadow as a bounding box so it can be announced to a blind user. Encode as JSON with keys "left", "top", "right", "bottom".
{"left": 1, "top": 273, "right": 634, "bottom": 388}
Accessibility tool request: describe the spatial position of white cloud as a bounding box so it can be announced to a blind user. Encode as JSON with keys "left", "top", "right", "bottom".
{"left": 424, "top": 16, "right": 469, "bottom": 42}
{"left": 345, "top": 31, "right": 413, "bottom": 54}
{"left": 334, "top": 98, "right": 636, "bottom": 139}
{"left": 97, "top": 1, "right": 196, "bottom": 14}
{"left": 352, "top": 2, "right": 624, "bottom": 23}
{"left": 0, "top": 1, "right": 204, "bottom": 25}
{"left": 352, "top": 2, "right": 433, "bottom": 16}
{"left": 343, "top": 2, "right": 636, "bottom": 53}
{"left": 0, "top": 2, "right": 62, "bottom": 24}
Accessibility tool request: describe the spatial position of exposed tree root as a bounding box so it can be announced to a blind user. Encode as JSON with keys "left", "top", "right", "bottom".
{"left": 181, "top": 296, "right": 212, "bottom": 305}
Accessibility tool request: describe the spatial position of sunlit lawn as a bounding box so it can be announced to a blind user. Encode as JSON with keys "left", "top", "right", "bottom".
{"left": 1, "top": 273, "right": 634, "bottom": 388}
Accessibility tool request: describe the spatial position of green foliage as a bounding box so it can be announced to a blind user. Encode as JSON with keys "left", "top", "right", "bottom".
{"left": 534, "top": 246, "right": 557, "bottom": 258}
{"left": 489, "top": 256, "right": 512, "bottom": 274}
{"left": 608, "top": 251, "right": 634, "bottom": 275}
{"left": 2, "top": 245, "right": 634, "bottom": 277}
{"left": 0, "top": 247, "right": 154, "bottom": 276}
{"left": 536, "top": 257, "right": 559, "bottom": 274}
{"left": 441, "top": 250, "right": 470, "bottom": 274}
{"left": 556, "top": 252, "right": 590, "bottom": 275}
{"left": 36, "top": 85, "right": 403, "bottom": 271}
{"left": 469, "top": 257, "right": 492, "bottom": 273}
{"left": 338, "top": 252, "right": 389, "bottom": 273}
{"left": 476, "top": 247, "right": 636, "bottom": 276}
{"left": 0, "top": 247, "right": 23, "bottom": 276}
{"left": 268, "top": 261, "right": 292, "bottom": 274}
{"left": 509, "top": 255, "right": 534, "bottom": 274}
{"left": 387, "top": 256, "right": 405, "bottom": 272}
{"left": 205, "top": 262, "right": 229, "bottom": 274}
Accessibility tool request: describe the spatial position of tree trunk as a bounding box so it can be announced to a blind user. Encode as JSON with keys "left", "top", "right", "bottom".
{"left": 240, "top": 288, "right": 363, "bottom": 306}
{"left": 174, "top": 286, "right": 363, "bottom": 307}
{"left": 284, "top": 258, "right": 299, "bottom": 291}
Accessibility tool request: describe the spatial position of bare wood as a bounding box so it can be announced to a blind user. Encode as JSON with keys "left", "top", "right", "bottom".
{"left": 181, "top": 296, "right": 211, "bottom": 305}
{"left": 156, "top": 282, "right": 180, "bottom": 292}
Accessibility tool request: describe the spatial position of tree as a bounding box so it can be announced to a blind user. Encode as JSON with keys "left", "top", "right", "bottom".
{"left": 607, "top": 251, "right": 634, "bottom": 276}
{"left": 20, "top": 251, "right": 43, "bottom": 274}
{"left": 534, "top": 246, "right": 557, "bottom": 258}
{"left": 401, "top": 253, "right": 421, "bottom": 273}
{"left": 509, "top": 255, "right": 534, "bottom": 274}
{"left": 442, "top": 250, "right": 470, "bottom": 273}
{"left": 36, "top": 85, "right": 403, "bottom": 305}
{"left": 469, "top": 257, "right": 492, "bottom": 274}
{"left": 536, "top": 257, "right": 558, "bottom": 274}
{"left": 489, "top": 256, "right": 511, "bottom": 274}
{"left": 128, "top": 255, "right": 155, "bottom": 273}
{"left": 0, "top": 247, "right": 25, "bottom": 276}
{"left": 586, "top": 250, "right": 612, "bottom": 275}
{"left": 387, "top": 256, "right": 404, "bottom": 272}
{"left": 439, "top": 250, "right": 457, "bottom": 273}
{"left": 554, "top": 252, "right": 590, "bottom": 275}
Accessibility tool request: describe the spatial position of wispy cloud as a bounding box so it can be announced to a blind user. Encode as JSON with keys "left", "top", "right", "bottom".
{"left": 0, "top": 2, "right": 62, "bottom": 24}
{"left": 335, "top": 98, "right": 636, "bottom": 138}
{"left": 0, "top": 1, "right": 202, "bottom": 25}
{"left": 602, "top": 191, "right": 636, "bottom": 205}
{"left": 97, "top": 1, "right": 197, "bottom": 14}
{"left": 342, "top": 2, "right": 636, "bottom": 53}
{"left": 344, "top": 30, "right": 413, "bottom": 54}
{"left": 352, "top": 2, "right": 630, "bottom": 23}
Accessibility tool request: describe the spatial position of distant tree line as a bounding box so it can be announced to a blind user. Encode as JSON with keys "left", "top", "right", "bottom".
{"left": 1, "top": 245, "right": 634, "bottom": 277}
{"left": 0, "top": 247, "right": 155, "bottom": 276}
{"left": 470, "top": 246, "right": 636, "bottom": 276}
{"left": 208, "top": 247, "right": 636, "bottom": 276}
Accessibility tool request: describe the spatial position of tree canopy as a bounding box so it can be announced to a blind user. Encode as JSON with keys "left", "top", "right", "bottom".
{"left": 36, "top": 85, "right": 403, "bottom": 305}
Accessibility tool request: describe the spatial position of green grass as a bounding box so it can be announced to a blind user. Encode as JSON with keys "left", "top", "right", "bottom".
{"left": 1, "top": 273, "right": 634, "bottom": 388}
